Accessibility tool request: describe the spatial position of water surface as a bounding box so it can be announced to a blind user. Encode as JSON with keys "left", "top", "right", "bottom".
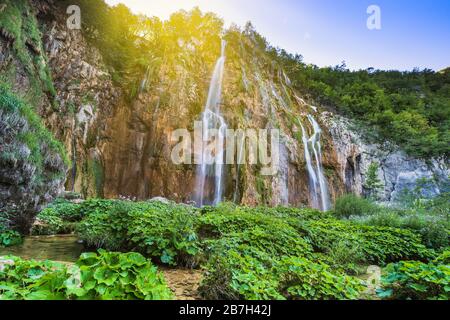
{"left": 0, "top": 235, "right": 83, "bottom": 263}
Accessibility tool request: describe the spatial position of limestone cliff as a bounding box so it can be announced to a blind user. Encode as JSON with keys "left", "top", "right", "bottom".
{"left": 0, "top": 0, "right": 447, "bottom": 219}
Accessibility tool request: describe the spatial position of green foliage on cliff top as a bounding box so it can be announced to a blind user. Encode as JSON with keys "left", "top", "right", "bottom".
{"left": 56, "top": 0, "right": 448, "bottom": 159}
{"left": 273, "top": 48, "right": 450, "bottom": 159}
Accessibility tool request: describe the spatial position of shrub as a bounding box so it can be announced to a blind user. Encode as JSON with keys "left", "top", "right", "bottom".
{"left": 278, "top": 256, "right": 364, "bottom": 300}
{"left": 199, "top": 248, "right": 364, "bottom": 300}
{"left": 31, "top": 207, "right": 78, "bottom": 236}
{"left": 76, "top": 200, "right": 136, "bottom": 250}
{"left": 294, "top": 218, "right": 432, "bottom": 265}
{"left": 77, "top": 200, "right": 201, "bottom": 266}
{"left": 0, "top": 251, "right": 173, "bottom": 300}
{"left": 199, "top": 206, "right": 313, "bottom": 256}
{"left": 0, "top": 230, "right": 22, "bottom": 247}
{"left": 360, "top": 210, "right": 402, "bottom": 228}
{"left": 32, "top": 199, "right": 103, "bottom": 236}
{"left": 377, "top": 251, "right": 450, "bottom": 300}
{"left": 127, "top": 202, "right": 201, "bottom": 266}
{"left": 350, "top": 209, "right": 449, "bottom": 250}
{"left": 334, "top": 194, "right": 378, "bottom": 219}
{"left": 0, "top": 256, "right": 68, "bottom": 300}
{"left": 402, "top": 215, "right": 449, "bottom": 250}
{"left": 77, "top": 199, "right": 119, "bottom": 218}
{"left": 65, "top": 250, "right": 173, "bottom": 300}
{"left": 48, "top": 199, "right": 85, "bottom": 222}
{"left": 320, "top": 239, "right": 366, "bottom": 275}
{"left": 199, "top": 246, "right": 283, "bottom": 300}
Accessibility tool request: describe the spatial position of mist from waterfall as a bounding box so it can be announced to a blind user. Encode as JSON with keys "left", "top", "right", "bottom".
{"left": 195, "top": 40, "right": 227, "bottom": 207}
{"left": 300, "top": 115, "right": 331, "bottom": 211}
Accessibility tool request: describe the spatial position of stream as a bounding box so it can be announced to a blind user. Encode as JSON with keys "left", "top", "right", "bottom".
{"left": 0, "top": 235, "right": 203, "bottom": 299}
{"left": 0, "top": 235, "right": 83, "bottom": 263}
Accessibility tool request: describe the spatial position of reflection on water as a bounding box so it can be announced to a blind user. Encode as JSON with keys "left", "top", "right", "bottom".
{"left": 0, "top": 235, "right": 83, "bottom": 263}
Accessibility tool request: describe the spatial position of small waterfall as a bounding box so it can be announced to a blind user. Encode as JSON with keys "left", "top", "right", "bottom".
{"left": 139, "top": 66, "right": 150, "bottom": 94}
{"left": 233, "top": 133, "right": 245, "bottom": 203}
{"left": 300, "top": 115, "right": 331, "bottom": 211}
{"left": 195, "top": 40, "right": 227, "bottom": 206}
{"left": 273, "top": 140, "right": 289, "bottom": 206}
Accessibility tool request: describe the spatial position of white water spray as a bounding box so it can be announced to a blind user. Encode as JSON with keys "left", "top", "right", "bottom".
{"left": 300, "top": 115, "right": 331, "bottom": 211}
{"left": 195, "top": 40, "right": 227, "bottom": 206}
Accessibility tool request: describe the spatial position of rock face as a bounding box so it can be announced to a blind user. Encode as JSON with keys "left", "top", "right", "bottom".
{"left": 0, "top": 85, "right": 67, "bottom": 233}
{"left": 42, "top": 18, "right": 120, "bottom": 197}
{"left": 320, "top": 112, "right": 449, "bottom": 202}
{"left": 0, "top": 0, "right": 447, "bottom": 215}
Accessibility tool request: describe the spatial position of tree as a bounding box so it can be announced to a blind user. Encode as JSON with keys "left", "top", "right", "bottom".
{"left": 364, "top": 162, "right": 383, "bottom": 200}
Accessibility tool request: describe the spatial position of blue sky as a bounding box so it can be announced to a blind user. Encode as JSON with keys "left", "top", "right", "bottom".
{"left": 105, "top": 0, "right": 450, "bottom": 71}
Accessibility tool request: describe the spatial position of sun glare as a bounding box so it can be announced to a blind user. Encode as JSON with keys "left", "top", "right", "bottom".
{"left": 104, "top": 0, "right": 237, "bottom": 25}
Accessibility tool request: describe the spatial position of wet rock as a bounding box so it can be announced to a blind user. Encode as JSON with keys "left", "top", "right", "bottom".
{"left": 321, "top": 112, "right": 449, "bottom": 203}
{"left": 149, "top": 197, "right": 172, "bottom": 204}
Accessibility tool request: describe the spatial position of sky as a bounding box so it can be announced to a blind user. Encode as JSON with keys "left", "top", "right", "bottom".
{"left": 104, "top": 0, "right": 450, "bottom": 71}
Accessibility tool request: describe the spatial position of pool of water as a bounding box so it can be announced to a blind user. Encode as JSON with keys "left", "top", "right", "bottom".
{"left": 0, "top": 235, "right": 84, "bottom": 263}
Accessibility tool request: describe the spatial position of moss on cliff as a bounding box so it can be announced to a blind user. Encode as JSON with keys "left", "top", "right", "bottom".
{"left": 0, "top": 82, "right": 68, "bottom": 232}
{"left": 0, "top": 83, "right": 69, "bottom": 168}
{"left": 0, "top": 0, "right": 55, "bottom": 99}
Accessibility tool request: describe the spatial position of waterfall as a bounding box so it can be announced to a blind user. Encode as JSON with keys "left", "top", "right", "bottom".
{"left": 195, "top": 40, "right": 227, "bottom": 206}
{"left": 300, "top": 115, "right": 331, "bottom": 211}
{"left": 233, "top": 133, "right": 245, "bottom": 203}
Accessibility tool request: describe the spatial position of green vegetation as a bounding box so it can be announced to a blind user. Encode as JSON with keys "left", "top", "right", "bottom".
{"left": 0, "top": 83, "right": 68, "bottom": 232}
{"left": 0, "top": 229, "right": 22, "bottom": 247}
{"left": 337, "top": 191, "right": 449, "bottom": 251}
{"left": 364, "top": 163, "right": 383, "bottom": 200}
{"left": 3, "top": 198, "right": 449, "bottom": 300}
{"left": 32, "top": 199, "right": 85, "bottom": 235}
{"left": 16, "top": 199, "right": 448, "bottom": 300}
{"left": 0, "top": 0, "right": 56, "bottom": 99}
{"left": 54, "top": 1, "right": 448, "bottom": 158}
{"left": 377, "top": 251, "right": 450, "bottom": 300}
{"left": 296, "top": 219, "right": 432, "bottom": 265}
{"left": 0, "top": 1, "right": 447, "bottom": 302}
{"left": 0, "top": 83, "right": 69, "bottom": 171}
{"left": 334, "top": 194, "right": 378, "bottom": 219}
{"left": 274, "top": 52, "right": 450, "bottom": 159}
{"left": 0, "top": 251, "right": 172, "bottom": 300}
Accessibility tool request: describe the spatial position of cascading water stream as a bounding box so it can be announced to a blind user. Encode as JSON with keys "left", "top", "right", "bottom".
{"left": 195, "top": 40, "right": 227, "bottom": 206}
{"left": 300, "top": 115, "right": 331, "bottom": 211}
{"left": 233, "top": 134, "right": 245, "bottom": 203}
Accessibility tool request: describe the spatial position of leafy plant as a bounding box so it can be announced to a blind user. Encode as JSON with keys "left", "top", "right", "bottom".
{"left": 278, "top": 256, "right": 364, "bottom": 300}
{"left": 0, "top": 230, "right": 22, "bottom": 247}
{"left": 200, "top": 246, "right": 284, "bottom": 300}
{"left": 199, "top": 247, "right": 363, "bottom": 300}
{"left": 65, "top": 250, "right": 173, "bottom": 300}
{"left": 0, "top": 251, "right": 172, "bottom": 300}
{"left": 377, "top": 251, "right": 450, "bottom": 300}
{"left": 294, "top": 218, "right": 433, "bottom": 265}
{"left": 350, "top": 209, "right": 449, "bottom": 250}
{"left": 76, "top": 200, "right": 135, "bottom": 250}
{"left": 0, "top": 256, "right": 68, "bottom": 300}
{"left": 127, "top": 202, "right": 201, "bottom": 266}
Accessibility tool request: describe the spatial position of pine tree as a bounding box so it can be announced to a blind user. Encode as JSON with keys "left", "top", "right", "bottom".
{"left": 364, "top": 162, "right": 383, "bottom": 200}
